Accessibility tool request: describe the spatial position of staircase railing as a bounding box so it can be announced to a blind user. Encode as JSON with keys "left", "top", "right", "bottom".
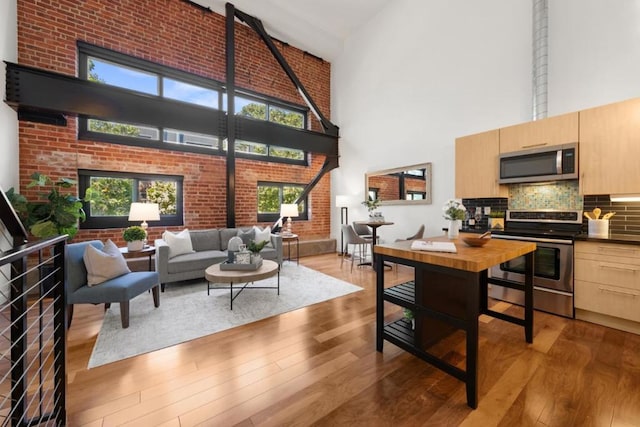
{"left": 0, "top": 235, "right": 67, "bottom": 426}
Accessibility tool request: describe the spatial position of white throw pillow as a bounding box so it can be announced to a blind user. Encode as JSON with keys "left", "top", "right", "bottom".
{"left": 83, "top": 239, "right": 131, "bottom": 286}
{"left": 163, "top": 229, "right": 195, "bottom": 258}
{"left": 253, "top": 226, "right": 273, "bottom": 248}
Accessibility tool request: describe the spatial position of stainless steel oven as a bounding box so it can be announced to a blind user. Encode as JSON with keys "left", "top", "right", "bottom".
{"left": 487, "top": 210, "right": 582, "bottom": 319}
{"left": 489, "top": 235, "right": 575, "bottom": 318}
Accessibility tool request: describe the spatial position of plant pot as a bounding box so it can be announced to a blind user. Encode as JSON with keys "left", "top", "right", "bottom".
{"left": 447, "top": 220, "right": 461, "bottom": 239}
{"left": 127, "top": 240, "right": 144, "bottom": 251}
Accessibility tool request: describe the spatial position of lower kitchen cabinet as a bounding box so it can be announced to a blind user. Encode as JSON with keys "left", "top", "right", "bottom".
{"left": 574, "top": 241, "right": 640, "bottom": 334}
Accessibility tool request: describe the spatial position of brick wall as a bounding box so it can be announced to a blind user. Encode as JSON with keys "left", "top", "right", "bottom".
{"left": 16, "top": 0, "right": 332, "bottom": 245}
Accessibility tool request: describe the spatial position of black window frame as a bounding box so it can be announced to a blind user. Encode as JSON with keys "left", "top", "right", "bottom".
{"left": 77, "top": 42, "right": 309, "bottom": 166}
{"left": 78, "top": 169, "right": 184, "bottom": 229}
{"left": 257, "top": 181, "right": 309, "bottom": 223}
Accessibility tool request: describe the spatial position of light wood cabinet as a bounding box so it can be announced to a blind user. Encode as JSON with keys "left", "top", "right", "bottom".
{"left": 579, "top": 97, "right": 640, "bottom": 195}
{"left": 455, "top": 129, "right": 507, "bottom": 198}
{"left": 499, "top": 112, "right": 578, "bottom": 154}
{"left": 574, "top": 241, "right": 640, "bottom": 332}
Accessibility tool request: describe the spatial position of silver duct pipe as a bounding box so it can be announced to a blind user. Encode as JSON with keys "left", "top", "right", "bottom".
{"left": 532, "top": 0, "right": 548, "bottom": 120}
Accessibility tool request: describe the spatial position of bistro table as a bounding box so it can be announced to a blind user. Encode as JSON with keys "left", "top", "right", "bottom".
{"left": 353, "top": 220, "right": 394, "bottom": 268}
{"left": 374, "top": 233, "right": 536, "bottom": 408}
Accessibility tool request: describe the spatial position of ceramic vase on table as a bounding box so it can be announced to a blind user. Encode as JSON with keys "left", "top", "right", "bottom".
{"left": 447, "top": 220, "right": 461, "bottom": 239}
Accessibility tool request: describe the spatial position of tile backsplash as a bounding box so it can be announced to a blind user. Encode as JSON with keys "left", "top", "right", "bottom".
{"left": 583, "top": 195, "right": 640, "bottom": 236}
{"left": 508, "top": 180, "right": 582, "bottom": 210}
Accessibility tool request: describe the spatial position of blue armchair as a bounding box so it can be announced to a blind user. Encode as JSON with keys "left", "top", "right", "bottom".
{"left": 65, "top": 240, "right": 160, "bottom": 328}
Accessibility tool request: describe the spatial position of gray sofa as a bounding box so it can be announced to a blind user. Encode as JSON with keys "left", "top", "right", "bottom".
{"left": 155, "top": 227, "right": 282, "bottom": 291}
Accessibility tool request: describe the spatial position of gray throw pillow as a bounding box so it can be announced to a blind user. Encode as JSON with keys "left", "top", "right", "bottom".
{"left": 237, "top": 228, "right": 255, "bottom": 245}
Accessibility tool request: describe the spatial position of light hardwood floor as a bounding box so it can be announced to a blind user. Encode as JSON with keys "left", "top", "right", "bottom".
{"left": 66, "top": 253, "right": 640, "bottom": 426}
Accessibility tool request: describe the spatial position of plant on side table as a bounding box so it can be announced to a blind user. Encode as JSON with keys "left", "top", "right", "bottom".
{"left": 123, "top": 226, "right": 146, "bottom": 251}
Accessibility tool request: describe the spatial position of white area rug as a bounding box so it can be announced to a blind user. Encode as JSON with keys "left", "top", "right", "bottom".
{"left": 88, "top": 264, "right": 362, "bottom": 368}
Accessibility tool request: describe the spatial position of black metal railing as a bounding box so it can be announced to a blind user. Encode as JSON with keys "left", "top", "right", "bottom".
{"left": 1, "top": 236, "right": 67, "bottom": 426}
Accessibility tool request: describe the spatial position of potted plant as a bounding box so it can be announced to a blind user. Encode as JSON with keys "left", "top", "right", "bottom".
{"left": 123, "top": 226, "right": 146, "bottom": 251}
{"left": 6, "top": 172, "right": 86, "bottom": 240}
{"left": 442, "top": 199, "right": 466, "bottom": 239}
{"left": 403, "top": 308, "right": 415, "bottom": 330}
{"left": 247, "top": 239, "right": 268, "bottom": 264}
{"left": 488, "top": 211, "right": 505, "bottom": 230}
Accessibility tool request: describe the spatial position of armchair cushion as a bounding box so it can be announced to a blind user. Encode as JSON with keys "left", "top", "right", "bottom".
{"left": 163, "top": 229, "right": 195, "bottom": 258}
{"left": 83, "top": 239, "right": 131, "bottom": 286}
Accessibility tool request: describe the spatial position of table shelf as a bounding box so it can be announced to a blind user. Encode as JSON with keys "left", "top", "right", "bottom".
{"left": 383, "top": 280, "right": 415, "bottom": 308}
{"left": 383, "top": 318, "right": 415, "bottom": 348}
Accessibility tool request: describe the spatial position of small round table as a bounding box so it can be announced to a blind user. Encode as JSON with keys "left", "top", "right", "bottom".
{"left": 205, "top": 259, "right": 280, "bottom": 310}
{"left": 281, "top": 233, "right": 299, "bottom": 264}
{"left": 119, "top": 245, "right": 156, "bottom": 271}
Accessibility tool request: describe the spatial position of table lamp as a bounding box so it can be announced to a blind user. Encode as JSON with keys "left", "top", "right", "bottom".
{"left": 280, "top": 203, "right": 299, "bottom": 235}
{"left": 128, "top": 202, "right": 160, "bottom": 243}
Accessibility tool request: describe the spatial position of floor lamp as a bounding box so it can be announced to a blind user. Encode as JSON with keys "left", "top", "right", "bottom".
{"left": 336, "top": 195, "right": 349, "bottom": 255}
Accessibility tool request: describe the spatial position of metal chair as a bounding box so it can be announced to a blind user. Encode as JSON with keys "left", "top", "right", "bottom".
{"left": 65, "top": 240, "right": 160, "bottom": 328}
{"left": 341, "top": 225, "right": 371, "bottom": 271}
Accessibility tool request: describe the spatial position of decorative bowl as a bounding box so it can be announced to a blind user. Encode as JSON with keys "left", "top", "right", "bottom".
{"left": 462, "top": 236, "right": 490, "bottom": 247}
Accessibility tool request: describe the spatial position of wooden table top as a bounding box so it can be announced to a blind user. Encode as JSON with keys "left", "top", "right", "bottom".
{"left": 205, "top": 259, "right": 279, "bottom": 283}
{"left": 374, "top": 233, "right": 536, "bottom": 272}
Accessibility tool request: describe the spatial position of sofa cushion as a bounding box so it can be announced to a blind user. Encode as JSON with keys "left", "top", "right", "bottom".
{"left": 253, "top": 226, "right": 273, "bottom": 248}
{"left": 237, "top": 228, "right": 255, "bottom": 245}
{"left": 83, "top": 239, "right": 131, "bottom": 286}
{"left": 259, "top": 246, "right": 278, "bottom": 260}
{"left": 220, "top": 228, "right": 239, "bottom": 250}
{"left": 166, "top": 250, "right": 227, "bottom": 274}
{"left": 163, "top": 229, "right": 195, "bottom": 258}
{"left": 190, "top": 229, "right": 220, "bottom": 252}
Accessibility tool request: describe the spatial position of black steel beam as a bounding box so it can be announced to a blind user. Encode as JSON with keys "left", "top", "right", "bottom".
{"left": 233, "top": 8, "right": 339, "bottom": 137}
{"left": 5, "top": 61, "right": 226, "bottom": 137}
{"left": 236, "top": 116, "right": 338, "bottom": 158}
{"left": 226, "top": 2, "right": 237, "bottom": 228}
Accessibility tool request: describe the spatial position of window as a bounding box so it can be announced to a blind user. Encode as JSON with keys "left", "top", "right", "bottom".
{"left": 79, "top": 170, "right": 183, "bottom": 229}
{"left": 78, "top": 43, "right": 309, "bottom": 165}
{"left": 257, "top": 182, "right": 308, "bottom": 223}
{"left": 79, "top": 43, "right": 220, "bottom": 152}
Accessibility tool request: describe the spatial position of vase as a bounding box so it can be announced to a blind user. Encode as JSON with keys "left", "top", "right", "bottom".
{"left": 127, "top": 240, "right": 144, "bottom": 251}
{"left": 447, "top": 220, "right": 460, "bottom": 239}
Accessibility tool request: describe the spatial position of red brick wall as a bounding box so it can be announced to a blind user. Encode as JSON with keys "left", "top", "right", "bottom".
{"left": 16, "top": 0, "right": 331, "bottom": 244}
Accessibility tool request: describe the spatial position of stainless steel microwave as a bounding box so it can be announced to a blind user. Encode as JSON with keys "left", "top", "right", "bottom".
{"left": 499, "top": 143, "right": 578, "bottom": 184}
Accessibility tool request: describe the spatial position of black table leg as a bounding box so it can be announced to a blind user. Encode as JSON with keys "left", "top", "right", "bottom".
{"left": 375, "top": 253, "right": 384, "bottom": 352}
{"left": 524, "top": 251, "right": 534, "bottom": 343}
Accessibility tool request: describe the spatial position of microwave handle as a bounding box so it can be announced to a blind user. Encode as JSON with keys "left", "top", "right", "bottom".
{"left": 556, "top": 149, "right": 562, "bottom": 174}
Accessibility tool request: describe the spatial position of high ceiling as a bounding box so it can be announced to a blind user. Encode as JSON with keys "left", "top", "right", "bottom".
{"left": 195, "top": 0, "right": 389, "bottom": 62}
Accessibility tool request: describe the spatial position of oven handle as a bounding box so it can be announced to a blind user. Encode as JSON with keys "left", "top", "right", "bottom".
{"left": 492, "top": 234, "right": 573, "bottom": 245}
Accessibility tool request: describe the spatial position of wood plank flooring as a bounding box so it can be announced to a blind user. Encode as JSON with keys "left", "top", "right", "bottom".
{"left": 66, "top": 254, "right": 640, "bottom": 426}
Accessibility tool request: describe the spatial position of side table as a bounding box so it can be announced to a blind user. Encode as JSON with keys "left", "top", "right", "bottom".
{"left": 119, "top": 245, "right": 156, "bottom": 271}
{"left": 281, "top": 233, "right": 299, "bottom": 265}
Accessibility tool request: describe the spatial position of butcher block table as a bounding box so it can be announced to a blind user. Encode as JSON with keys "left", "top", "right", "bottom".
{"left": 374, "top": 233, "right": 536, "bottom": 409}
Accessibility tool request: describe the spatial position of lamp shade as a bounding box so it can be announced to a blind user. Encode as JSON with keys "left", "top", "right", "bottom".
{"left": 128, "top": 202, "right": 160, "bottom": 221}
{"left": 335, "top": 195, "right": 349, "bottom": 207}
{"left": 280, "top": 203, "right": 299, "bottom": 218}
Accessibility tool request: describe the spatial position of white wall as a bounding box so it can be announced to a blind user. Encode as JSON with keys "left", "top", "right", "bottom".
{"left": 331, "top": 0, "right": 531, "bottom": 242}
{"left": 1, "top": 0, "right": 18, "bottom": 192}
{"left": 0, "top": 0, "right": 17, "bottom": 303}
{"left": 331, "top": 0, "right": 640, "bottom": 243}
{"left": 548, "top": 0, "right": 640, "bottom": 115}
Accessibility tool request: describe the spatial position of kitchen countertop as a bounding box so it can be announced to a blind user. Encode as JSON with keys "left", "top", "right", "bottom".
{"left": 575, "top": 233, "right": 640, "bottom": 245}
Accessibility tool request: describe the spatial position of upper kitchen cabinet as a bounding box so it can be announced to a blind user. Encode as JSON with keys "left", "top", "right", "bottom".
{"left": 580, "top": 97, "right": 640, "bottom": 195}
{"left": 499, "top": 112, "right": 579, "bottom": 154}
{"left": 455, "top": 129, "right": 507, "bottom": 198}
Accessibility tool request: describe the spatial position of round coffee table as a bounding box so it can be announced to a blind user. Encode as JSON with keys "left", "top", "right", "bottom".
{"left": 205, "top": 259, "right": 280, "bottom": 309}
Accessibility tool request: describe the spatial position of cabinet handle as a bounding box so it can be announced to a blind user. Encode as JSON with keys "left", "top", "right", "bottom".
{"left": 521, "top": 143, "right": 548, "bottom": 149}
{"left": 599, "top": 263, "right": 638, "bottom": 272}
{"left": 598, "top": 286, "right": 639, "bottom": 297}
{"left": 598, "top": 247, "right": 637, "bottom": 256}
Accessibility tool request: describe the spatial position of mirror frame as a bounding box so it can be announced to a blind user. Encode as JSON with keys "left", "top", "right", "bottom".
{"left": 365, "top": 162, "right": 432, "bottom": 206}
